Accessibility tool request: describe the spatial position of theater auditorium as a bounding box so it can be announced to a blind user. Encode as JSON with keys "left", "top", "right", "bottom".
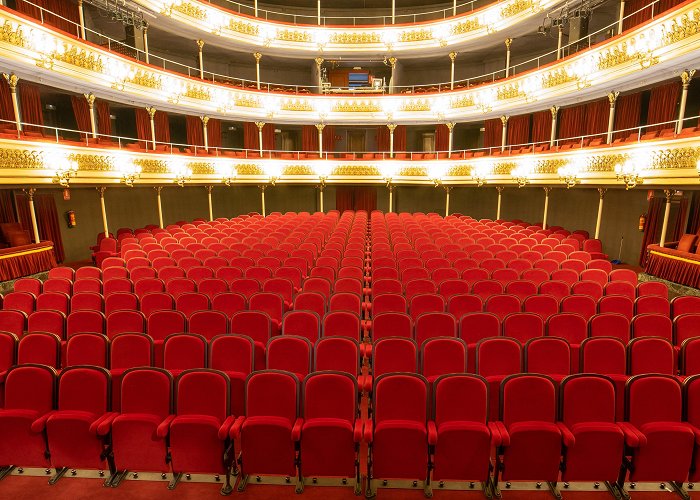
{"left": 0, "top": 0, "right": 699, "bottom": 497}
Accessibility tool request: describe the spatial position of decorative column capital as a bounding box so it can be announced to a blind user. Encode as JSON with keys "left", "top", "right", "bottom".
{"left": 84, "top": 92, "right": 96, "bottom": 108}
{"left": 314, "top": 57, "right": 324, "bottom": 67}
{"left": 254, "top": 121, "right": 266, "bottom": 132}
{"left": 205, "top": 185, "right": 214, "bottom": 194}
{"left": 23, "top": 187, "right": 36, "bottom": 200}
{"left": 500, "top": 115, "right": 509, "bottom": 126}
{"left": 443, "top": 185, "right": 452, "bottom": 193}
{"left": 196, "top": 39, "right": 205, "bottom": 50}
{"left": 543, "top": 186, "right": 552, "bottom": 195}
{"left": 387, "top": 123, "right": 398, "bottom": 132}
{"left": 388, "top": 57, "right": 398, "bottom": 68}
{"left": 145, "top": 106, "right": 157, "bottom": 119}
{"left": 550, "top": 105, "right": 559, "bottom": 118}
{"left": 597, "top": 187, "right": 607, "bottom": 199}
{"left": 681, "top": 69, "right": 696, "bottom": 88}
{"left": 259, "top": 184, "right": 268, "bottom": 192}
{"left": 2, "top": 72, "right": 19, "bottom": 91}
{"left": 664, "top": 189, "right": 676, "bottom": 201}
{"left": 253, "top": 52, "right": 262, "bottom": 62}
{"left": 448, "top": 51, "right": 457, "bottom": 62}
{"left": 608, "top": 91, "right": 620, "bottom": 106}
{"left": 496, "top": 186, "right": 505, "bottom": 194}
{"left": 504, "top": 38, "right": 513, "bottom": 49}
{"left": 315, "top": 123, "right": 326, "bottom": 132}
{"left": 154, "top": 186, "right": 163, "bottom": 195}
{"left": 96, "top": 186, "right": 106, "bottom": 197}
{"left": 445, "top": 122, "right": 456, "bottom": 132}
{"left": 200, "top": 115, "right": 209, "bottom": 126}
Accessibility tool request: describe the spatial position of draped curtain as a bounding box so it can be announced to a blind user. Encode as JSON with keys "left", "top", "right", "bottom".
{"left": 558, "top": 105, "right": 586, "bottom": 140}
{"left": 18, "top": 82, "right": 44, "bottom": 133}
{"left": 639, "top": 195, "right": 664, "bottom": 266}
{"left": 507, "top": 114, "right": 530, "bottom": 147}
{"left": 584, "top": 99, "right": 610, "bottom": 138}
{"left": 0, "top": 190, "right": 16, "bottom": 223}
{"left": 96, "top": 100, "right": 111, "bottom": 137}
{"left": 134, "top": 108, "right": 150, "bottom": 148}
{"left": 531, "top": 110, "right": 551, "bottom": 144}
{"left": 12, "top": 192, "right": 65, "bottom": 262}
{"left": 301, "top": 125, "right": 318, "bottom": 152}
{"left": 646, "top": 81, "right": 681, "bottom": 131}
{"left": 0, "top": 78, "right": 13, "bottom": 126}
{"left": 672, "top": 197, "right": 690, "bottom": 242}
{"left": 322, "top": 125, "right": 335, "bottom": 153}
{"left": 622, "top": 0, "right": 653, "bottom": 31}
{"left": 483, "top": 118, "right": 502, "bottom": 149}
{"left": 435, "top": 124, "right": 449, "bottom": 151}
{"left": 70, "top": 95, "right": 91, "bottom": 139}
{"left": 186, "top": 115, "right": 204, "bottom": 147}
{"left": 243, "top": 122, "right": 275, "bottom": 151}
{"left": 613, "top": 92, "right": 642, "bottom": 140}
{"left": 393, "top": 125, "right": 407, "bottom": 152}
{"left": 154, "top": 111, "right": 170, "bottom": 144}
{"left": 207, "top": 118, "right": 221, "bottom": 148}
{"left": 687, "top": 192, "right": 700, "bottom": 235}
{"left": 15, "top": 0, "right": 79, "bottom": 35}
{"left": 376, "top": 126, "right": 389, "bottom": 151}
{"left": 335, "top": 186, "right": 377, "bottom": 212}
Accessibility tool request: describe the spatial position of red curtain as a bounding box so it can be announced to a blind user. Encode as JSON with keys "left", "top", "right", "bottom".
{"left": 622, "top": 0, "right": 653, "bottom": 31}
{"left": 584, "top": 99, "right": 609, "bottom": 138}
{"left": 613, "top": 92, "right": 642, "bottom": 140}
{"left": 687, "top": 192, "right": 700, "bottom": 235}
{"left": 207, "top": 118, "right": 221, "bottom": 148}
{"left": 531, "top": 110, "right": 550, "bottom": 144}
{"left": 435, "top": 124, "right": 449, "bottom": 151}
{"left": 15, "top": 0, "right": 79, "bottom": 34}
{"left": 647, "top": 81, "right": 681, "bottom": 131}
{"left": 507, "top": 114, "right": 530, "bottom": 147}
{"left": 672, "top": 197, "right": 689, "bottom": 242}
{"left": 19, "top": 82, "right": 43, "bottom": 133}
{"left": 70, "top": 95, "right": 91, "bottom": 139}
{"left": 483, "top": 118, "right": 502, "bottom": 149}
{"left": 335, "top": 186, "right": 376, "bottom": 212}
{"left": 377, "top": 126, "right": 389, "bottom": 151}
{"left": 12, "top": 192, "right": 65, "bottom": 262}
{"left": 302, "top": 125, "right": 318, "bottom": 152}
{"left": 659, "top": 0, "right": 684, "bottom": 12}
{"left": 243, "top": 122, "right": 275, "bottom": 151}
{"left": 323, "top": 125, "right": 335, "bottom": 153}
{"left": 394, "top": 125, "right": 406, "bottom": 152}
{"left": 154, "top": 111, "right": 170, "bottom": 144}
{"left": 0, "top": 78, "right": 13, "bottom": 125}
{"left": 96, "top": 100, "right": 111, "bottom": 137}
{"left": 0, "top": 190, "right": 16, "bottom": 223}
{"left": 558, "top": 104, "right": 586, "bottom": 140}
{"left": 186, "top": 116, "right": 204, "bottom": 147}
{"left": 134, "top": 108, "right": 150, "bottom": 148}
{"left": 639, "top": 195, "right": 664, "bottom": 266}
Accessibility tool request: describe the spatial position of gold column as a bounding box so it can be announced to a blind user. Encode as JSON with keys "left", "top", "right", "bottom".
{"left": 146, "top": 106, "right": 157, "bottom": 150}
{"left": 260, "top": 185, "right": 267, "bottom": 217}
{"left": 2, "top": 73, "right": 21, "bottom": 134}
{"left": 677, "top": 69, "right": 696, "bottom": 134}
{"left": 77, "top": 0, "right": 86, "bottom": 39}
{"left": 143, "top": 24, "right": 150, "bottom": 64}
{"left": 549, "top": 106, "right": 559, "bottom": 148}
{"left": 556, "top": 25, "right": 563, "bottom": 59}
{"left": 319, "top": 179, "right": 325, "bottom": 212}
{"left": 449, "top": 52, "right": 457, "bottom": 90}
{"left": 504, "top": 38, "right": 513, "bottom": 77}
{"left": 659, "top": 190, "right": 674, "bottom": 247}
{"left": 500, "top": 115, "right": 509, "bottom": 152}
{"left": 315, "top": 57, "right": 324, "bottom": 93}
{"left": 388, "top": 185, "right": 394, "bottom": 213}
{"left": 97, "top": 187, "right": 109, "bottom": 238}
{"left": 607, "top": 91, "right": 619, "bottom": 144}
{"left": 496, "top": 186, "right": 504, "bottom": 220}
{"left": 84, "top": 92, "right": 97, "bottom": 139}
{"left": 255, "top": 121, "right": 266, "bottom": 157}
{"left": 155, "top": 186, "right": 164, "bottom": 229}
{"left": 387, "top": 123, "right": 397, "bottom": 158}
{"left": 446, "top": 122, "right": 456, "bottom": 155}
{"left": 254, "top": 52, "right": 262, "bottom": 90}
{"left": 316, "top": 123, "right": 326, "bottom": 156}
{"left": 594, "top": 188, "right": 607, "bottom": 239}
{"left": 618, "top": 0, "right": 625, "bottom": 34}
{"left": 24, "top": 188, "right": 40, "bottom": 243}
{"left": 388, "top": 57, "right": 397, "bottom": 93}
{"left": 254, "top": 0, "right": 258, "bottom": 16}
{"left": 542, "top": 187, "right": 552, "bottom": 230}
{"left": 444, "top": 186, "right": 452, "bottom": 217}
{"left": 206, "top": 185, "right": 214, "bottom": 221}
{"left": 201, "top": 115, "right": 209, "bottom": 152}
{"left": 317, "top": 0, "right": 321, "bottom": 25}
{"left": 196, "top": 39, "right": 205, "bottom": 79}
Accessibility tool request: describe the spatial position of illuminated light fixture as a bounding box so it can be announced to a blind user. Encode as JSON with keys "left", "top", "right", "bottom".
{"left": 118, "top": 158, "right": 142, "bottom": 187}
{"left": 106, "top": 61, "right": 132, "bottom": 91}
{"left": 521, "top": 76, "right": 540, "bottom": 103}
{"left": 568, "top": 56, "right": 593, "bottom": 90}
{"left": 474, "top": 89, "right": 495, "bottom": 113}
{"left": 433, "top": 24, "right": 450, "bottom": 47}
{"left": 315, "top": 162, "right": 333, "bottom": 187}
{"left": 381, "top": 30, "right": 398, "bottom": 51}
{"left": 697, "top": 158, "right": 700, "bottom": 177}
{"left": 615, "top": 160, "right": 645, "bottom": 190}
{"left": 31, "top": 32, "right": 58, "bottom": 69}
{"left": 472, "top": 163, "right": 490, "bottom": 187}
{"left": 315, "top": 30, "right": 330, "bottom": 51}
{"left": 259, "top": 26, "right": 277, "bottom": 47}
{"left": 380, "top": 162, "right": 399, "bottom": 187}
{"left": 428, "top": 163, "right": 448, "bottom": 187}
{"left": 170, "top": 159, "right": 192, "bottom": 187}
{"left": 264, "top": 163, "right": 282, "bottom": 186}
{"left": 512, "top": 159, "right": 534, "bottom": 188}
{"left": 629, "top": 31, "right": 660, "bottom": 69}
{"left": 221, "top": 164, "right": 237, "bottom": 186}
{"left": 53, "top": 157, "right": 78, "bottom": 187}
{"left": 558, "top": 158, "right": 583, "bottom": 188}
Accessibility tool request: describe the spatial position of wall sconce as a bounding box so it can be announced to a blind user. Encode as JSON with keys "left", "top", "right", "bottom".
{"left": 428, "top": 164, "right": 447, "bottom": 187}
{"left": 315, "top": 162, "right": 333, "bottom": 187}
{"left": 264, "top": 163, "right": 282, "bottom": 186}
{"left": 119, "top": 159, "right": 142, "bottom": 187}
{"left": 53, "top": 158, "right": 78, "bottom": 187}
{"left": 630, "top": 31, "right": 660, "bottom": 69}
{"left": 615, "top": 161, "right": 644, "bottom": 190}
{"left": 380, "top": 163, "right": 399, "bottom": 187}
{"left": 696, "top": 158, "right": 700, "bottom": 178}
{"left": 472, "top": 164, "right": 489, "bottom": 187}
{"left": 222, "top": 165, "right": 237, "bottom": 186}
{"left": 511, "top": 160, "right": 533, "bottom": 188}
{"left": 170, "top": 160, "right": 191, "bottom": 187}
{"left": 557, "top": 162, "right": 581, "bottom": 189}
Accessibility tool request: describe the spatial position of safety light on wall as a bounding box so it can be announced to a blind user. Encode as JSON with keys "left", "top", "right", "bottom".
{"left": 315, "top": 162, "right": 333, "bottom": 187}
{"left": 170, "top": 159, "right": 192, "bottom": 187}
{"left": 118, "top": 158, "right": 142, "bottom": 187}
{"left": 615, "top": 160, "right": 645, "bottom": 190}
{"left": 511, "top": 159, "right": 534, "bottom": 188}
{"left": 264, "top": 163, "right": 282, "bottom": 186}
{"left": 472, "top": 163, "right": 490, "bottom": 187}
{"left": 53, "top": 157, "right": 78, "bottom": 187}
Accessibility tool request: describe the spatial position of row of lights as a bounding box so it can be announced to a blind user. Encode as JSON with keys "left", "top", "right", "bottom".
{"left": 49, "top": 154, "right": 700, "bottom": 189}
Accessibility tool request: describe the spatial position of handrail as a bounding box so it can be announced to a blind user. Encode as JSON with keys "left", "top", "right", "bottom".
{"left": 6, "top": 0, "right": 666, "bottom": 95}
{"left": 207, "top": 0, "right": 481, "bottom": 26}
{"left": 1, "top": 115, "right": 695, "bottom": 162}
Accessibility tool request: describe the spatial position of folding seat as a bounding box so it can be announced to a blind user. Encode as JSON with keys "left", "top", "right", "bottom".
{"left": 502, "top": 312, "right": 544, "bottom": 344}
{"left": 211, "top": 292, "right": 247, "bottom": 318}
{"left": 49, "top": 266, "right": 75, "bottom": 281}
{"left": 504, "top": 280, "right": 537, "bottom": 301}
{"left": 125, "top": 258, "right": 151, "bottom": 274}
{"left": 177, "top": 257, "right": 202, "bottom": 273}
{"left": 174, "top": 291, "right": 210, "bottom": 319}
{"left": 561, "top": 294, "right": 597, "bottom": 321}
{"left": 66, "top": 310, "right": 106, "bottom": 338}
{"left": 161, "top": 369, "right": 234, "bottom": 493}
{"left": 684, "top": 375, "right": 700, "bottom": 485}
{"left": 476, "top": 337, "right": 522, "bottom": 421}
{"left": 105, "top": 292, "right": 138, "bottom": 317}
{"left": 560, "top": 259, "right": 586, "bottom": 274}
{"left": 302, "top": 277, "right": 332, "bottom": 301}
{"left": 44, "top": 366, "right": 113, "bottom": 482}
{"left": 634, "top": 295, "right": 670, "bottom": 316}
{"left": 129, "top": 267, "right": 157, "bottom": 283}
{"left": 249, "top": 292, "right": 285, "bottom": 335}
{"left": 262, "top": 278, "right": 294, "bottom": 309}
{"left": 158, "top": 266, "right": 185, "bottom": 282}
{"left": 459, "top": 312, "right": 500, "bottom": 374}
{"left": 420, "top": 337, "right": 467, "bottom": 384}
{"left": 409, "top": 293, "right": 445, "bottom": 321}
{"left": 604, "top": 281, "right": 636, "bottom": 300}
{"left": 245, "top": 266, "right": 273, "bottom": 284}
{"left": 215, "top": 266, "right": 243, "bottom": 285}
{"left": 73, "top": 278, "right": 103, "bottom": 295}
{"left": 472, "top": 280, "right": 504, "bottom": 301}
{"left": 431, "top": 268, "right": 459, "bottom": 284}
{"left": 571, "top": 280, "right": 604, "bottom": 301}
{"left": 619, "top": 374, "right": 694, "bottom": 493}
{"left": 133, "top": 277, "right": 164, "bottom": 299}
{"left": 76, "top": 267, "right": 102, "bottom": 281}
{"left": 558, "top": 374, "right": 625, "bottom": 487}
{"left": 550, "top": 269, "right": 579, "bottom": 287}
{"left": 672, "top": 295, "right": 700, "bottom": 319}
{"left": 233, "top": 370, "right": 299, "bottom": 492}
{"left": 146, "top": 309, "right": 185, "bottom": 367}
{"left": 415, "top": 312, "right": 457, "bottom": 346}
{"left": 637, "top": 281, "right": 668, "bottom": 298}
{"left": 461, "top": 268, "right": 490, "bottom": 285}
{"left": 524, "top": 336, "right": 570, "bottom": 383}
{"left": 208, "top": 334, "right": 253, "bottom": 417}
{"left": 281, "top": 310, "right": 320, "bottom": 344}
{"left": 165, "top": 277, "right": 196, "bottom": 299}
{"left": 485, "top": 294, "right": 521, "bottom": 321}
{"left": 365, "top": 373, "right": 430, "bottom": 497}
{"left": 106, "top": 310, "right": 145, "bottom": 339}
{"left": 521, "top": 295, "right": 557, "bottom": 321}
{"left": 17, "top": 332, "right": 61, "bottom": 368}
{"left": 453, "top": 258, "right": 478, "bottom": 273}
{"left": 372, "top": 278, "right": 402, "bottom": 296}
{"left": 275, "top": 267, "right": 303, "bottom": 292}
{"left": 27, "top": 308, "right": 66, "bottom": 338}
{"left": 323, "top": 311, "right": 362, "bottom": 343}
{"left": 446, "top": 294, "right": 483, "bottom": 321}
{"left": 586, "top": 259, "right": 612, "bottom": 273}
{"left": 590, "top": 312, "right": 631, "bottom": 343}
{"left": 609, "top": 268, "right": 638, "bottom": 286}
{"left": 266, "top": 335, "right": 312, "bottom": 382}
{"left": 373, "top": 312, "right": 413, "bottom": 341}
{"left": 103, "top": 278, "right": 133, "bottom": 297}
{"left": 139, "top": 291, "right": 173, "bottom": 318}
{"left": 162, "top": 333, "right": 208, "bottom": 377}
{"left": 580, "top": 268, "right": 608, "bottom": 287}
{"left": 597, "top": 295, "right": 633, "bottom": 321}
{"left": 372, "top": 337, "right": 418, "bottom": 378}
{"left": 3, "top": 291, "right": 35, "bottom": 316}
{"left": 675, "top": 313, "right": 700, "bottom": 350}
{"left": 109, "top": 333, "right": 153, "bottom": 410}
{"left": 631, "top": 313, "right": 672, "bottom": 342}
{"left": 437, "top": 279, "right": 469, "bottom": 300}
{"left": 628, "top": 336, "right": 675, "bottom": 376}
{"left": 580, "top": 337, "right": 628, "bottom": 418}
{"left": 520, "top": 268, "right": 549, "bottom": 285}
{"left": 188, "top": 310, "right": 228, "bottom": 341}
{"left": 13, "top": 277, "right": 42, "bottom": 296}
{"left": 103, "top": 259, "right": 127, "bottom": 274}
{"left": 314, "top": 336, "right": 363, "bottom": 384}
{"left": 494, "top": 374, "right": 562, "bottom": 492}
{"left": 42, "top": 278, "right": 72, "bottom": 296}
{"left": 231, "top": 311, "right": 271, "bottom": 370}
{"left": 404, "top": 278, "right": 436, "bottom": 300}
